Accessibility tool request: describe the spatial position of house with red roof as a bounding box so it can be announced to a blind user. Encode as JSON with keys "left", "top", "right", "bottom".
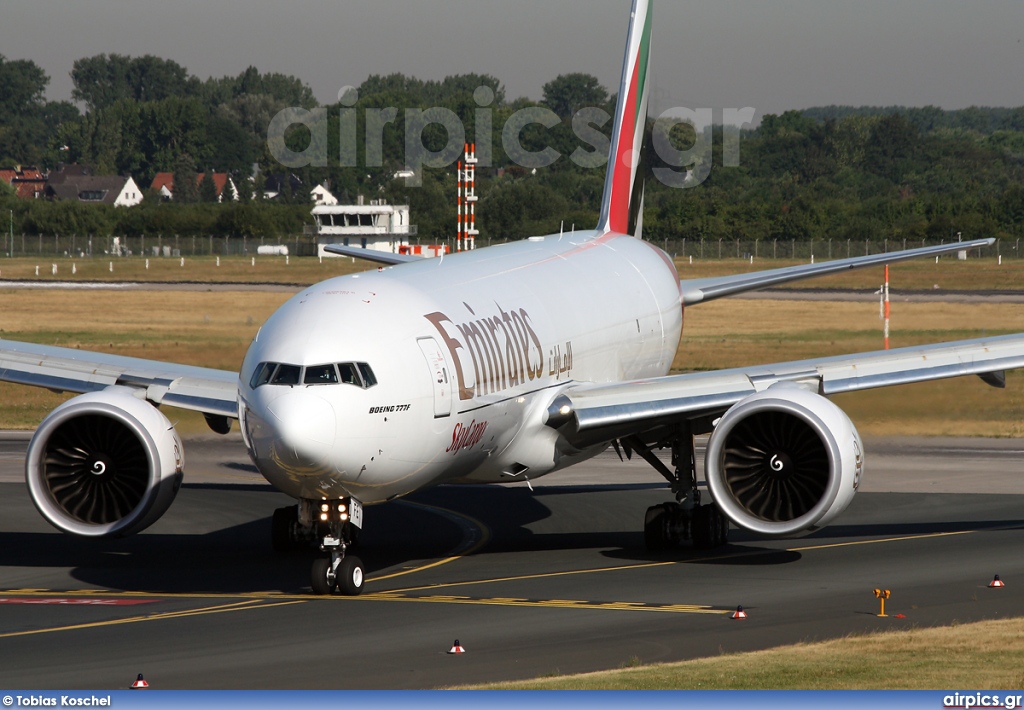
{"left": 150, "top": 173, "right": 238, "bottom": 202}
{"left": 0, "top": 166, "right": 48, "bottom": 200}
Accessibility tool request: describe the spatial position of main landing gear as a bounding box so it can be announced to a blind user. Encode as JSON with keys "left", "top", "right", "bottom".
{"left": 272, "top": 498, "right": 365, "bottom": 596}
{"left": 619, "top": 421, "right": 729, "bottom": 551}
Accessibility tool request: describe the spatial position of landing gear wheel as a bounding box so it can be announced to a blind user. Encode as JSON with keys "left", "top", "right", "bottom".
{"left": 311, "top": 557, "right": 337, "bottom": 595}
{"left": 712, "top": 506, "right": 729, "bottom": 548}
{"left": 272, "top": 506, "right": 299, "bottom": 552}
{"left": 692, "top": 505, "right": 729, "bottom": 550}
{"left": 644, "top": 504, "right": 671, "bottom": 551}
{"left": 335, "top": 556, "right": 365, "bottom": 596}
{"left": 691, "top": 505, "right": 711, "bottom": 549}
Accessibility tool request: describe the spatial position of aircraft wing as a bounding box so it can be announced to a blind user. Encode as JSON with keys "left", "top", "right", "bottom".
{"left": 0, "top": 338, "right": 239, "bottom": 419}
{"left": 322, "top": 244, "right": 423, "bottom": 265}
{"left": 548, "top": 333, "right": 1024, "bottom": 447}
{"left": 679, "top": 238, "right": 993, "bottom": 305}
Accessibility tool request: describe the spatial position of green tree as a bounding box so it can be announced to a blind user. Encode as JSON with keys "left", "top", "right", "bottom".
{"left": 71, "top": 54, "right": 197, "bottom": 112}
{"left": 235, "top": 173, "right": 254, "bottom": 202}
{"left": 199, "top": 170, "right": 219, "bottom": 203}
{"left": 172, "top": 155, "right": 199, "bottom": 204}
{"left": 0, "top": 55, "right": 48, "bottom": 117}
{"left": 542, "top": 73, "right": 608, "bottom": 120}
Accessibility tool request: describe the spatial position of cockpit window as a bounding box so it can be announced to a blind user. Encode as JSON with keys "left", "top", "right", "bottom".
{"left": 250, "top": 361, "right": 376, "bottom": 389}
{"left": 357, "top": 363, "right": 378, "bottom": 388}
{"left": 249, "top": 362, "right": 275, "bottom": 390}
{"left": 304, "top": 364, "right": 339, "bottom": 385}
{"left": 337, "top": 362, "right": 360, "bottom": 386}
{"left": 271, "top": 364, "right": 302, "bottom": 386}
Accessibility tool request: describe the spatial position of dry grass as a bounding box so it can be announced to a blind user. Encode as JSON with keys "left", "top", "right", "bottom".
{"left": 675, "top": 256, "right": 1024, "bottom": 292}
{"left": 676, "top": 299, "right": 1024, "bottom": 437}
{"left": 1, "top": 253, "right": 1021, "bottom": 290}
{"left": 0, "top": 289, "right": 289, "bottom": 433}
{"left": 1, "top": 280, "right": 1021, "bottom": 436}
{"left": 0, "top": 255, "right": 365, "bottom": 284}
{"left": 467, "top": 617, "right": 1024, "bottom": 689}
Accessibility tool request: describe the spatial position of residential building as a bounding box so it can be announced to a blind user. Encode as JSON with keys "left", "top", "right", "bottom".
{"left": 0, "top": 166, "right": 48, "bottom": 199}
{"left": 150, "top": 172, "right": 239, "bottom": 202}
{"left": 44, "top": 175, "right": 143, "bottom": 207}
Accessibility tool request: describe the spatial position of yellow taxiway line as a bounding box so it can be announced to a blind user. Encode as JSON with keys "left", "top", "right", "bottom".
{"left": 0, "top": 526, "right": 987, "bottom": 628}
{"left": 0, "top": 599, "right": 306, "bottom": 639}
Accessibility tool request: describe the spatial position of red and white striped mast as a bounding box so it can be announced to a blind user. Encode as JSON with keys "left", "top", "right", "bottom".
{"left": 456, "top": 143, "right": 478, "bottom": 252}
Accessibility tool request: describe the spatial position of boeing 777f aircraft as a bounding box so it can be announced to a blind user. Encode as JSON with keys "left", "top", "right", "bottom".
{"left": 2, "top": 0, "right": 1022, "bottom": 595}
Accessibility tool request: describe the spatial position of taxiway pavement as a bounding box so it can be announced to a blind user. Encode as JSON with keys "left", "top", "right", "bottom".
{"left": 0, "top": 434, "right": 1021, "bottom": 688}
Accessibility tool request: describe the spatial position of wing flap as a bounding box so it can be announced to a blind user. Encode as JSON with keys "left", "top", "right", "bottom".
{"left": 556, "top": 333, "right": 1024, "bottom": 444}
{"left": 0, "top": 338, "right": 239, "bottom": 418}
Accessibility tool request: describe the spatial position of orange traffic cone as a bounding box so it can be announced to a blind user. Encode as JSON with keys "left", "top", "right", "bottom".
{"left": 130, "top": 674, "right": 149, "bottom": 689}
{"left": 730, "top": 605, "right": 747, "bottom": 620}
{"left": 989, "top": 575, "right": 1006, "bottom": 588}
{"left": 448, "top": 639, "right": 466, "bottom": 654}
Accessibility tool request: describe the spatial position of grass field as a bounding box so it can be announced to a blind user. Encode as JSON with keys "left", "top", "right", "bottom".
{"left": 463, "top": 616, "right": 1024, "bottom": 689}
{"left": 0, "top": 254, "right": 364, "bottom": 284}
{"left": 0, "top": 287, "right": 1020, "bottom": 436}
{"left": 675, "top": 254, "right": 1024, "bottom": 292}
{"left": 0, "top": 252, "right": 1022, "bottom": 291}
{"left": 0, "top": 254, "right": 1020, "bottom": 435}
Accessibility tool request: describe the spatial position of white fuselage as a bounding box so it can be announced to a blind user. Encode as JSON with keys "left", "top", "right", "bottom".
{"left": 238, "top": 231, "right": 683, "bottom": 504}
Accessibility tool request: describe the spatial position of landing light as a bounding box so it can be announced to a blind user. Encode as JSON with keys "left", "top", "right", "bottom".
{"left": 321, "top": 503, "right": 329, "bottom": 513}
{"left": 341, "top": 513, "right": 349, "bottom": 522}
{"left": 559, "top": 405, "right": 571, "bottom": 416}
{"left": 320, "top": 513, "right": 328, "bottom": 522}
{"left": 338, "top": 504, "right": 346, "bottom": 513}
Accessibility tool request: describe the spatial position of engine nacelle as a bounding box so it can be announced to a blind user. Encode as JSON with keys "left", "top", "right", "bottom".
{"left": 705, "top": 385, "right": 864, "bottom": 537}
{"left": 26, "top": 386, "right": 185, "bottom": 538}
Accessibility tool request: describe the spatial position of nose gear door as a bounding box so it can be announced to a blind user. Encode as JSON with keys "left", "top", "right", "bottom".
{"left": 417, "top": 337, "right": 452, "bottom": 418}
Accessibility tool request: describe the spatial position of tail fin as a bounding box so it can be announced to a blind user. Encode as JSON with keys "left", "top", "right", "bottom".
{"left": 595, "top": 0, "right": 653, "bottom": 237}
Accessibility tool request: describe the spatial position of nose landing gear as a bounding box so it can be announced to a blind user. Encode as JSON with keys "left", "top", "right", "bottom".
{"left": 311, "top": 551, "right": 364, "bottom": 596}
{"left": 304, "top": 497, "right": 365, "bottom": 596}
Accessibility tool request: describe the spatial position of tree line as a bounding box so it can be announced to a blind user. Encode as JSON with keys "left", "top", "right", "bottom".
{"left": 1, "top": 52, "right": 1023, "bottom": 245}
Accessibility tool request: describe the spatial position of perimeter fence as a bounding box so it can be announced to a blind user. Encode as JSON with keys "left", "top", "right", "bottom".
{"left": 0, "top": 233, "right": 1017, "bottom": 260}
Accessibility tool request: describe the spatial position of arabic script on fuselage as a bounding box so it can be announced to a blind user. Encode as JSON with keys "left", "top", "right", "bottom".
{"left": 426, "top": 303, "right": 569, "bottom": 401}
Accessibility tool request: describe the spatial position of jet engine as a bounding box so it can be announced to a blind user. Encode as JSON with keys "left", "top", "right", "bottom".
{"left": 705, "top": 385, "right": 863, "bottom": 537}
{"left": 26, "top": 386, "right": 185, "bottom": 538}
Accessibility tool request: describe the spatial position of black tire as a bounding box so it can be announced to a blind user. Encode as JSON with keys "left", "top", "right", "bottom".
{"left": 714, "top": 505, "right": 729, "bottom": 548}
{"left": 691, "top": 505, "right": 712, "bottom": 549}
{"left": 272, "top": 506, "right": 297, "bottom": 553}
{"left": 311, "top": 557, "right": 336, "bottom": 595}
{"left": 644, "top": 504, "right": 670, "bottom": 551}
{"left": 336, "top": 556, "right": 365, "bottom": 596}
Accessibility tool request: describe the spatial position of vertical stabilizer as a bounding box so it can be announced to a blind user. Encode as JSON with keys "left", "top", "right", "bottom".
{"left": 595, "top": 0, "right": 652, "bottom": 237}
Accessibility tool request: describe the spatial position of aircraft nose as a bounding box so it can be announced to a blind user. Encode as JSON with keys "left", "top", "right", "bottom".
{"left": 265, "top": 391, "right": 337, "bottom": 469}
